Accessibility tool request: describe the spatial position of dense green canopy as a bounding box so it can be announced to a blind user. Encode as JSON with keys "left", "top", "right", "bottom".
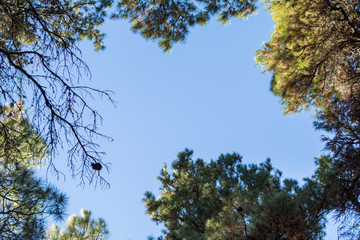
{"left": 144, "top": 149, "right": 328, "bottom": 239}
{"left": 256, "top": 0, "right": 360, "bottom": 234}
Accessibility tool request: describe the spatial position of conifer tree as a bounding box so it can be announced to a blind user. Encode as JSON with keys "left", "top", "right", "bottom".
{"left": 256, "top": 0, "right": 360, "bottom": 115}
{"left": 0, "top": 166, "right": 67, "bottom": 240}
{"left": 114, "top": 0, "right": 258, "bottom": 51}
{"left": 0, "top": 102, "right": 67, "bottom": 239}
{"left": 46, "top": 209, "right": 109, "bottom": 240}
{"left": 144, "top": 149, "right": 327, "bottom": 239}
{"left": 255, "top": 0, "right": 360, "bottom": 234}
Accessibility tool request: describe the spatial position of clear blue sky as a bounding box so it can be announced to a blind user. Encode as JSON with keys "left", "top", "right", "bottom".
{"left": 43, "top": 6, "right": 339, "bottom": 239}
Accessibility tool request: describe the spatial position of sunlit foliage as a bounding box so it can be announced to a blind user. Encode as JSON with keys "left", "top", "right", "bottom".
{"left": 46, "top": 209, "right": 109, "bottom": 240}
{"left": 256, "top": 0, "right": 360, "bottom": 114}
{"left": 256, "top": 1, "right": 360, "bottom": 235}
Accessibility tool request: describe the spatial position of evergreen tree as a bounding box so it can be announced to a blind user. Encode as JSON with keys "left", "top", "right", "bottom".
{"left": 144, "top": 149, "right": 327, "bottom": 240}
{"left": 256, "top": 0, "right": 360, "bottom": 115}
{"left": 311, "top": 155, "right": 360, "bottom": 239}
{"left": 255, "top": 0, "right": 360, "bottom": 235}
{"left": 46, "top": 209, "right": 109, "bottom": 240}
{"left": 114, "top": 0, "right": 258, "bottom": 51}
{"left": 0, "top": 102, "right": 67, "bottom": 239}
{"left": 0, "top": 166, "right": 67, "bottom": 240}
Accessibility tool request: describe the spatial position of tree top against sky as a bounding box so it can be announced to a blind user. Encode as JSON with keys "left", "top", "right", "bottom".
{"left": 46, "top": 209, "right": 109, "bottom": 240}
{"left": 145, "top": 149, "right": 328, "bottom": 239}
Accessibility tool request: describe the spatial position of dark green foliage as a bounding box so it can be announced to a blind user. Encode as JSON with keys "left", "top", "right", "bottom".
{"left": 314, "top": 101, "right": 360, "bottom": 221}
{"left": 0, "top": 166, "right": 67, "bottom": 240}
{"left": 313, "top": 155, "right": 360, "bottom": 239}
{"left": 113, "top": 0, "right": 257, "bottom": 51}
{"left": 144, "top": 149, "right": 327, "bottom": 239}
{"left": 0, "top": 103, "right": 67, "bottom": 239}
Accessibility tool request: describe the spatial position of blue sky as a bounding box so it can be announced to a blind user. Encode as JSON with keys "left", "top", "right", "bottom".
{"left": 43, "top": 6, "right": 339, "bottom": 239}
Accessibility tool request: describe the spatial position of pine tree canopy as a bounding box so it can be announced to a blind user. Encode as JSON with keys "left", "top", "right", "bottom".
{"left": 256, "top": 0, "right": 360, "bottom": 114}
{"left": 144, "top": 149, "right": 328, "bottom": 240}
{"left": 113, "top": 0, "right": 258, "bottom": 51}
{"left": 0, "top": 102, "right": 67, "bottom": 240}
{"left": 255, "top": 0, "right": 360, "bottom": 233}
{"left": 0, "top": 166, "right": 67, "bottom": 240}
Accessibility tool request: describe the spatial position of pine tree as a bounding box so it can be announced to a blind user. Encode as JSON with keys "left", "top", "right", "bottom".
{"left": 0, "top": 102, "right": 67, "bottom": 239}
{"left": 144, "top": 149, "right": 327, "bottom": 240}
{"left": 46, "top": 209, "right": 109, "bottom": 240}
{"left": 256, "top": 0, "right": 360, "bottom": 115}
{"left": 0, "top": 166, "right": 67, "bottom": 239}
{"left": 255, "top": 0, "right": 360, "bottom": 235}
{"left": 113, "top": 0, "right": 258, "bottom": 51}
